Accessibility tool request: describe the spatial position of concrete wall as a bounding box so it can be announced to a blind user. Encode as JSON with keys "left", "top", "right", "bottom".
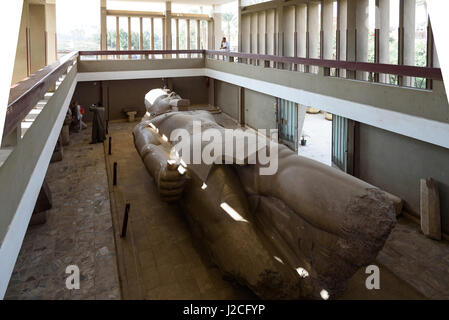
{"left": 29, "top": 4, "right": 45, "bottom": 74}
{"left": 72, "top": 77, "right": 209, "bottom": 121}
{"left": 244, "top": 88, "right": 276, "bottom": 130}
{"left": 356, "top": 123, "right": 449, "bottom": 234}
{"left": 214, "top": 80, "right": 239, "bottom": 119}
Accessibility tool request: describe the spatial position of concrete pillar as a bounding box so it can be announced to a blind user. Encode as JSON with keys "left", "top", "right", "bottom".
{"left": 338, "top": 0, "right": 347, "bottom": 77}
{"left": 116, "top": 16, "right": 120, "bottom": 50}
{"left": 399, "top": 0, "right": 416, "bottom": 86}
{"left": 296, "top": 4, "right": 307, "bottom": 72}
{"left": 12, "top": 0, "right": 30, "bottom": 84}
{"left": 208, "top": 19, "right": 214, "bottom": 49}
{"left": 307, "top": 2, "right": 320, "bottom": 73}
{"left": 45, "top": 3, "right": 56, "bottom": 64}
{"left": 187, "top": 19, "right": 190, "bottom": 50}
{"left": 322, "top": 0, "right": 334, "bottom": 60}
{"left": 197, "top": 20, "right": 201, "bottom": 49}
{"left": 151, "top": 17, "right": 155, "bottom": 50}
{"left": 346, "top": 0, "right": 357, "bottom": 78}
{"left": 100, "top": 0, "right": 107, "bottom": 50}
{"left": 162, "top": 17, "right": 166, "bottom": 49}
{"left": 238, "top": 0, "right": 242, "bottom": 52}
{"left": 165, "top": 1, "right": 172, "bottom": 50}
{"left": 375, "top": 0, "right": 390, "bottom": 83}
{"left": 276, "top": 5, "right": 284, "bottom": 60}
{"left": 29, "top": 3, "right": 46, "bottom": 73}
{"left": 356, "top": 0, "right": 369, "bottom": 80}
{"left": 128, "top": 17, "right": 131, "bottom": 49}
{"left": 213, "top": 5, "right": 223, "bottom": 50}
{"left": 139, "top": 17, "right": 144, "bottom": 50}
{"left": 175, "top": 18, "right": 179, "bottom": 50}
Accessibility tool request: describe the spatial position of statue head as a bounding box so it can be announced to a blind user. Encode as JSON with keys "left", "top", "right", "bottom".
{"left": 144, "top": 88, "right": 190, "bottom": 117}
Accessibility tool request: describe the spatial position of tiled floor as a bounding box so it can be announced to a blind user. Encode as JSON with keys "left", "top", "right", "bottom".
{"left": 5, "top": 125, "right": 120, "bottom": 300}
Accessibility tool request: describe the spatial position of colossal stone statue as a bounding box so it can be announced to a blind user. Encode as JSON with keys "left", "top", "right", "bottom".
{"left": 133, "top": 88, "right": 396, "bottom": 300}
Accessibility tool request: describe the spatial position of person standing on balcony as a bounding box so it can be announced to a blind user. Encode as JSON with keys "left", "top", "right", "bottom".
{"left": 220, "top": 37, "right": 230, "bottom": 61}
{"left": 220, "top": 37, "right": 230, "bottom": 52}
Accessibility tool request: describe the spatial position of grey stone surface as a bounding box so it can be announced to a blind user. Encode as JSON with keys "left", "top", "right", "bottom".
{"left": 5, "top": 125, "right": 120, "bottom": 300}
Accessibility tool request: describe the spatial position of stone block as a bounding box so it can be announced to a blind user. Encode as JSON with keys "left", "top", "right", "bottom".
{"left": 420, "top": 178, "right": 441, "bottom": 240}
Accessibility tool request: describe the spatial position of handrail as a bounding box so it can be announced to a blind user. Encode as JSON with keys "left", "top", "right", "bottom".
{"left": 79, "top": 49, "right": 204, "bottom": 56}
{"left": 77, "top": 49, "right": 443, "bottom": 81}
{"left": 205, "top": 50, "right": 443, "bottom": 81}
{"left": 5, "top": 48, "right": 443, "bottom": 140}
{"left": 4, "top": 51, "right": 78, "bottom": 138}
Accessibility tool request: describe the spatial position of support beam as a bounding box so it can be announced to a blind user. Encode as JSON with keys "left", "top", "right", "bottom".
{"left": 296, "top": 4, "right": 307, "bottom": 71}
{"left": 213, "top": 5, "right": 223, "bottom": 50}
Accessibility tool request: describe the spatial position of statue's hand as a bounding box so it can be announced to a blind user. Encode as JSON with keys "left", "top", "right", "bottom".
{"left": 157, "top": 161, "right": 186, "bottom": 202}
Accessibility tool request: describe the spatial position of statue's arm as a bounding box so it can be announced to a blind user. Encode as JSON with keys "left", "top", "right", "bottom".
{"left": 133, "top": 122, "right": 185, "bottom": 202}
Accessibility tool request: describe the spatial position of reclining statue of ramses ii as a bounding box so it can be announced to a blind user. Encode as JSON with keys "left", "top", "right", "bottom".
{"left": 132, "top": 88, "right": 397, "bottom": 300}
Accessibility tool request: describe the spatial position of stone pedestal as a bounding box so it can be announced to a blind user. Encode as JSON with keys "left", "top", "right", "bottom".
{"left": 126, "top": 111, "right": 137, "bottom": 122}
{"left": 420, "top": 178, "right": 441, "bottom": 240}
{"left": 61, "top": 125, "right": 70, "bottom": 146}
{"left": 50, "top": 138, "right": 63, "bottom": 163}
{"left": 30, "top": 179, "right": 52, "bottom": 226}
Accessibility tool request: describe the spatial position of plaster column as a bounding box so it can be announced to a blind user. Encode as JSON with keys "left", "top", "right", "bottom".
{"left": 296, "top": 4, "right": 307, "bottom": 72}
{"left": 29, "top": 3, "right": 46, "bottom": 73}
{"left": 356, "top": 0, "right": 369, "bottom": 80}
{"left": 128, "top": 17, "right": 131, "bottom": 49}
{"left": 197, "top": 19, "right": 201, "bottom": 49}
{"left": 322, "top": 0, "right": 334, "bottom": 60}
{"left": 100, "top": 0, "right": 107, "bottom": 50}
{"left": 338, "top": 0, "right": 347, "bottom": 77}
{"left": 45, "top": 2, "right": 56, "bottom": 64}
{"left": 375, "top": 0, "right": 390, "bottom": 83}
{"left": 187, "top": 19, "right": 190, "bottom": 50}
{"left": 399, "top": 0, "right": 416, "bottom": 86}
{"left": 238, "top": 0, "right": 242, "bottom": 52}
{"left": 165, "top": 1, "right": 172, "bottom": 50}
{"left": 213, "top": 5, "right": 223, "bottom": 50}
{"left": 307, "top": 2, "right": 320, "bottom": 73}
{"left": 116, "top": 16, "right": 120, "bottom": 50}
{"left": 12, "top": 0, "right": 30, "bottom": 84}
{"left": 208, "top": 19, "right": 214, "bottom": 50}
{"left": 140, "top": 17, "right": 144, "bottom": 50}
{"left": 346, "top": 0, "right": 357, "bottom": 79}
{"left": 151, "top": 17, "right": 155, "bottom": 50}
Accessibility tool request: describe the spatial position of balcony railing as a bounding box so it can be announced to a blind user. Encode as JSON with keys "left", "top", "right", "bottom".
{"left": 5, "top": 49, "right": 443, "bottom": 143}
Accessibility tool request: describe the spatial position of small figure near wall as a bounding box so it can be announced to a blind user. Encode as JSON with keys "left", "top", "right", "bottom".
{"left": 89, "top": 103, "right": 106, "bottom": 144}
{"left": 71, "top": 101, "right": 87, "bottom": 132}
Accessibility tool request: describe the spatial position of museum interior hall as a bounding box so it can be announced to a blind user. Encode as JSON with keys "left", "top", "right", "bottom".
{"left": 0, "top": 0, "right": 448, "bottom": 300}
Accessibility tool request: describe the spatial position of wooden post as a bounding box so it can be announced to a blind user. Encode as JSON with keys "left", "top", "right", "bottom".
{"left": 420, "top": 178, "right": 441, "bottom": 240}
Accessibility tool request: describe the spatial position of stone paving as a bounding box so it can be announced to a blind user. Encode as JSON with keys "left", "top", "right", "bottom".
{"left": 4, "top": 125, "right": 120, "bottom": 300}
